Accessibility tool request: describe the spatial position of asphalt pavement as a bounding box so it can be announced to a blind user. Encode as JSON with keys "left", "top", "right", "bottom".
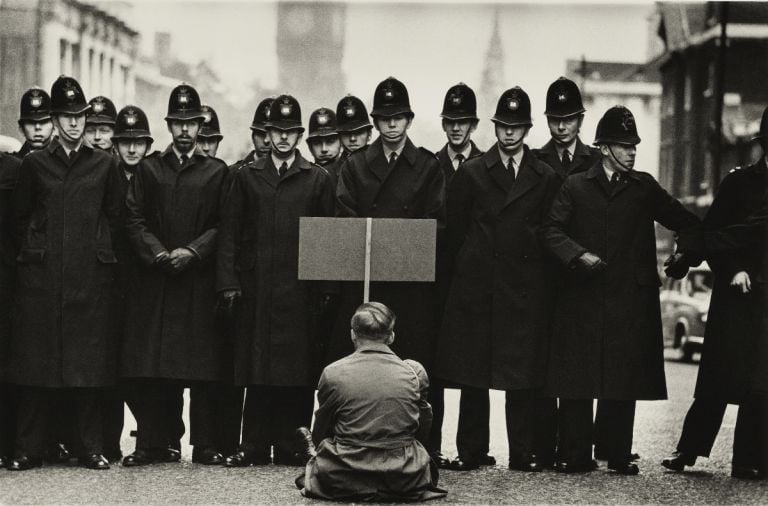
{"left": 1, "top": 355, "right": 766, "bottom": 504}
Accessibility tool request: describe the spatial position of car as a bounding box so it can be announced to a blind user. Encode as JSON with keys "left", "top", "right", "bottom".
{"left": 660, "top": 262, "right": 712, "bottom": 362}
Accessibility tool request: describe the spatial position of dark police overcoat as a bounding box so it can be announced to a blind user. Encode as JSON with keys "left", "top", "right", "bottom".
{"left": 122, "top": 146, "right": 227, "bottom": 381}
{"left": 216, "top": 152, "right": 335, "bottom": 387}
{"left": 0, "top": 153, "right": 21, "bottom": 381}
{"left": 540, "top": 162, "right": 701, "bottom": 400}
{"left": 8, "top": 139, "right": 122, "bottom": 387}
{"left": 532, "top": 138, "right": 601, "bottom": 180}
{"left": 325, "top": 138, "right": 446, "bottom": 370}
{"left": 435, "top": 140, "right": 482, "bottom": 186}
{"left": 434, "top": 146, "right": 560, "bottom": 390}
{"left": 694, "top": 160, "right": 767, "bottom": 403}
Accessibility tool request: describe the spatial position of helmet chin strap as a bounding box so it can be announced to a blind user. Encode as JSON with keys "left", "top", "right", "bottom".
{"left": 607, "top": 145, "right": 632, "bottom": 172}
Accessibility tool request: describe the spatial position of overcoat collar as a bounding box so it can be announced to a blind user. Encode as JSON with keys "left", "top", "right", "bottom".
{"left": 482, "top": 144, "right": 543, "bottom": 209}
{"left": 354, "top": 341, "right": 396, "bottom": 355}
{"left": 585, "top": 160, "right": 639, "bottom": 198}
{"left": 47, "top": 137, "right": 93, "bottom": 168}
{"left": 251, "top": 149, "right": 312, "bottom": 188}
{"left": 161, "top": 143, "right": 206, "bottom": 171}
{"left": 364, "top": 137, "right": 419, "bottom": 181}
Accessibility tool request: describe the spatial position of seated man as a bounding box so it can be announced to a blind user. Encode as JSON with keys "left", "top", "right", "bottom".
{"left": 297, "top": 302, "right": 447, "bottom": 502}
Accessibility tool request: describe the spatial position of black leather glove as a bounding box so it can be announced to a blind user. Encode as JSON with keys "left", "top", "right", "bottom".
{"left": 663, "top": 252, "right": 689, "bottom": 280}
{"left": 215, "top": 290, "right": 241, "bottom": 321}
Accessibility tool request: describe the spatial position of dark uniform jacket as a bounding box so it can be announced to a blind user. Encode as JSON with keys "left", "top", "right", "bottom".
{"left": 10, "top": 141, "right": 36, "bottom": 160}
{"left": 216, "top": 151, "right": 335, "bottom": 387}
{"left": 122, "top": 145, "right": 228, "bottom": 381}
{"left": 303, "top": 342, "right": 445, "bottom": 502}
{"left": 436, "top": 141, "right": 482, "bottom": 186}
{"left": 8, "top": 139, "right": 122, "bottom": 387}
{"left": 694, "top": 159, "right": 767, "bottom": 402}
{"left": 532, "top": 138, "right": 601, "bottom": 180}
{"left": 435, "top": 146, "right": 560, "bottom": 390}
{"left": 540, "top": 162, "right": 701, "bottom": 400}
{"left": 0, "top": 153, "right": 21, "bottom": 381}
{"left": 325, "top": 138, "right": 446, "bottom": 369}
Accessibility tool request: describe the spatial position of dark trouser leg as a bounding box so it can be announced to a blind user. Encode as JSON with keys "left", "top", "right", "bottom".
{"left": 427, "top": 379, "right": 444, "bottom": 454}
{"left": 189, "top": 381, "right": 219, "bottom": 449}
{"left": 594, "top": 400, "right": 635, "bottom": 463}
{"left": 74, "top": 388, "right": 104, "bottom": 456}
{"left": 273, "top": 386, "right": 315, "bottom": 460}
{"left": 732, "top": 396, "right": 768, "bottom": 470}
{"left": 216, "top": 386, "right": 244, "bottom": 455}
{"left": 240, "top": 385, "right": 272, "bottom": 459}
{"left": 505, "top": 391, "right": 537, "bottom": 465}
{"left": 166, "top": 383, "right": 185, "bottom": 450}
{"left": 456, "top": 385, "right": 490, "bottom": 463}
{"left": 558, "top": 399, "right": 593, "bottom": 464}
{"left": 102, "top": 386, "right": 124, "bottom": 457}
{"left": 534, "top": 397, "right": 558, "bottom": 465}
{"left": 128, "top": 379, "right": 174, "bottom": 450}
{"left": 15, "top": 386, "right": 52, "bottom": 458}
{"left": 0, "top": 384, "right": 17, "bottom": 457}
{"left": 675, "top": 397, "right": 727, "bottom": 457}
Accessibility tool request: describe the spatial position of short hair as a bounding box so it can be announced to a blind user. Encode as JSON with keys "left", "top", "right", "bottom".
{"left": 350, "top": 302, "right": 396, "bottom": 341}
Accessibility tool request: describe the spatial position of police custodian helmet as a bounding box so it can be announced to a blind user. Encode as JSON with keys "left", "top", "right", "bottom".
{"left": 50, "top": 75, "right": 89, "bottom": 115}
{"left": 267, "top": 94, "right": 304, "bottom": 132}
{"left": 307, "top": 108, "right": 338, "bottom": 141}
{"left": 594, "top": 105, "right": 641, "bottom": 146}
{"left": 18, "top": 87, "right": 51, "bottom": 124}
{"left": 199, "top": 105, "right": 223, "bottom": 140}
{"left": 112, "top": 105, "right": 153, "bottom": 144}
{"left": 251, "top": 97, "right": 275, "bottom": 132}
{"left": 87, "top": 96, "right": 117, "bottom": 126}
{"left": 492, "top": 87, "right": 532, "bottom": 127}
{"left": 165, "top": 83, "right": 205, "bottom": 121}
{"left": 371, "top": 77, "right": 412, "bottom": 118}
{"left": 441, "top": 83, "right": 478, "bottom": 121}
{"left": 545, "top": 77, "right": 585, "bottom": 118}
{"left": 336, "top": 95, "right": 372, "bottom": 132}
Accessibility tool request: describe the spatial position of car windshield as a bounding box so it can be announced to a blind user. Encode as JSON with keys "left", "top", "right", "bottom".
{"left": 687, "top": 271, "right": 713, "bottom": 298}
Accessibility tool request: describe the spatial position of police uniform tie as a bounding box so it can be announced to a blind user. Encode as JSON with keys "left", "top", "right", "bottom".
{"left": 610, "top": 171, "right": 620, "bottom": 186}
{"left": 454, "top": 153, "right": 465, "bottom": 169}
{"left": 388, "top": 152, "right": 398, "bottom": 169}
{"left": 68, "top": 150, "right": 77, "bottom": 163}
{"left": 279, "top": 161, "right": 288, "bottom": 178}
{"left": 507, "top": 157, "right": 516, "bottom": 183}
{"left": 180, "top": 154, "right": 189, "bottom": 166}
{"left": 561, "top": 150, "right": 571, "bottom": 171}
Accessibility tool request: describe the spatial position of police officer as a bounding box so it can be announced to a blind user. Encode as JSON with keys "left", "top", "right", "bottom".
{"left": 328, "top": 77, "right": 445, "bottom": 410}
{"left": 8, "top": 75, "right": 123, "bottom": 471}
{"left": 436, "top": 87, "right": 560, "bottom": 472}
{"left": 198, "top": 105, "right": 224, "bottom": 157}
{"left": 540, "top": 106, "right": 701, "bottom": 475}
{"left": 11, "top": 87, "right": 54, "bottom": 159}
{"left": 306, "top": 107, "right": 342, "bottom": 186}
{"left": 230, "top": 98, "right": 275, "bottom": 175}
{"left": 430, "top": 82, "right": 485, "bottom": 468}
{"left": 122, "top": 83, "right": 229, "bottom": 467}
{"left": 217, "top": 94, "right": 335, "bottom": 467}
{"left": 533, "top": 77, "right": 601, "bottom": 179}
{"left": 84, "top": 96, "right": 117, "bottom": 152}
{"left": 112, "top": 106, "right": 154, "bottom": 184}
{"left": 335, "top": 95, "right": 373, "bottom": 159}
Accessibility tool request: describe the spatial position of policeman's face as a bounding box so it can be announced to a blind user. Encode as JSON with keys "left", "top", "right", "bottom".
{"left": 339, "top": 128, "right": 371, "bottom": 153}
{"left": 167, "top": 119, "right": 201, "bottom": 152}
{"left": 251, "top": 129, "right": 271, "bottom": 158}
{"left": 494, "top": 123, "right": 529, "bottom": 155}
{"left": 267, "top": 128, "right": 302, "bottom": 157}
{"left": 307, "top": 135, "right": 341, "bottom": 165}
{"left": 84, "top": 124, "right": 115, "bottom": 150}
{"left": 599, "top": 143, "right": 636, "bottom": 172}
{"left": 547, "top": 115, "right": 583, "bottom": 147}
{"left": 53, "top": 113, "right": 86, "bottom": 143}
{"left": 374, "top": 114, "right": 412, "bottom": 146}
{"left": 116, "top": 139, "right": 149, "bottom": 167}
{"left": 441, "top": 119, "right": 477, "bottom": 150}
{"left": 20, "top": 120, "right": 54, "bottom": 148}
{"left": 197, "top": 136, "right": 220, "bottom": 157}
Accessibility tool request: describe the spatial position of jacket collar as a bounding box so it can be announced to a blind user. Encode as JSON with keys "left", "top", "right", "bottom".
{"left": 365, "top": 137, "right": 418, "bottom": 167}
{"left": 354, "top": 341, "right": 396, "bottom": 355}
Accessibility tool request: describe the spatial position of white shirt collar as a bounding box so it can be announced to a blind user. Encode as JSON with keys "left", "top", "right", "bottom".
{"left": 61, "top": 139, "right": 83, "bottom": 156}
{"left": 271, "top": 152, "right": 296, "bottom": 174}
{"left": 382, "top": 142, "right": 405, "bottom": 163}
{"left": 447, "top": 143, "right": 473, "bottom": 169}
{"left": 602, "top": 160, "right": 616, "bottom": 181}
{"left": 555, "top": 140, "right": 577, "bottom": 161}
{"left": 172, "top": 144, "right": 196, "bottom": 164}
{"left": 497, "top": 146, "right": 524, "bottom": 175}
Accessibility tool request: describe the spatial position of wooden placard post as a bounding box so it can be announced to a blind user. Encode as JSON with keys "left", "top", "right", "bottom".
{"left": 298, "top": 217, "right": 437, "bottom": 303}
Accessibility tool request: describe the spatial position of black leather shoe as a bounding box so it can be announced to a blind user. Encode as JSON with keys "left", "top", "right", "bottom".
{"left": 7, "top": 455, "right": 42, "bottom": 471}
{"left": 122, "top": 449, "right": 154, "bottom": 467}
{"left": 224, "top": 450, "right": 270, "bottom": 467}
{"left": 509, "top": 460, "right": 543, "bottom": 472}
{"left": 44, "top": 443, "right": 71, "bottom": 463}
{"left": 661, "top": 451, "right": 696, "bottom": 472}
{"left": 479, "top": 454, "right": 497, "bottom": 466}
{"left": 430, "top": 451, "right": 451, "bottom": 469}
{"left": 731, "top": 466, "right": 764, "bottom": 480}
{"left": 554, "top": 459, "right": 597, "bottom": 473}
{"left": 192, "top": 447, "right": 224, "bottom": 465}
{"left": 608, "top": 461, "right": 639, "bottom": 475}
{"left": 158, "top": 447, "right": 181, "bottom": 463}
{"left": 79, "top": 454, "right": 110, "bottom": 470}
{"left": 104, "top": 450, "right": 123, "bottom": 464}
{"left": 446, "top": 457, "right": 480, "bottom": 471}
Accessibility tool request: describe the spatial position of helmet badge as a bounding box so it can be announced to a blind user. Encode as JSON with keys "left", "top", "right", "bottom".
{"left": 344, "top": 106, "right": 355, "bottom": 118}
{"left": 508, "top": 99, "right": 519, "bottom": 111}
{"left": 178, "top": 88, "right": 190, "bottom": 106}
{"left": 558, "top": 93, "right": 567, "bottom": 103}
{"left": 621, "top": 109, "right": 635, "bottom": 131}
{"left": 317, "top": 113, "right": 328, "bottom": 126}
{"left": 125, "top": 109, "right": 138, "bottom": 126}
